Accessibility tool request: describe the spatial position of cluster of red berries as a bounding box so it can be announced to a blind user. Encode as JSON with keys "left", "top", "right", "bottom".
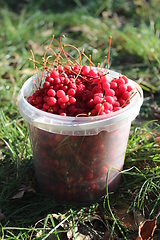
{"left": 27, "top": 64, "right": 133, "bottom": 117}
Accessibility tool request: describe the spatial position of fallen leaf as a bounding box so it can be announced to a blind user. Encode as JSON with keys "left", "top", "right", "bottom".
{"left": 19, "top": 184, "right": 36, "bottom": 193}
{"left": 137, "top": 219, "right": 157, "bottom": 240}
{"left": 112, "top": 201, "right": 143, "bottom": 231}
{"left": 137, "top": 212, "right": 160, "bottom": 240}
{"left": 12, "top": 190, "right": 25, "bottom": 199}
{"left": 154, "top": 136, "right": 160, "bottom": 146}
{"left": 12, "top": 184, "right": 36, "bottom": 199}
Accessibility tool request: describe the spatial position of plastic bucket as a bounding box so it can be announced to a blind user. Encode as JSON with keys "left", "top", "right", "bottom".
{"left": 17, "top": 70, "right": 143, "bottom": 205}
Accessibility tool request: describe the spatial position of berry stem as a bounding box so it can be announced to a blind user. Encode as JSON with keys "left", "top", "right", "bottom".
{"left": 81, "top": 50, "right": 95, "bottom": 67}
{"left": 101, "top": 56, "right": 107, "bottom": 69}
{"left": 121, "top": 89, "right": 137, "bottom": 107}
{"left": 107, "top": 36, "right": 112, "bottom": 70}
{"left": 30, "top": 49, "right": 37, "bottom": 92}
{"left": 64, "top": 43, "right": 82, "bottom": 66}
{"left": 59, "top": 35, "right": 71, "bottom": 67}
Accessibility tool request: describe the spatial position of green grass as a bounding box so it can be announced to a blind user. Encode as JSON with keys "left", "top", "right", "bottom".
{"left": 1, "top": 0, "right": 160, "bottom": 239}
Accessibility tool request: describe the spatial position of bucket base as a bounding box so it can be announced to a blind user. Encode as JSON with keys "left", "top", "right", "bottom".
{"left": 35, "top": 170, "right": 122, "bottom": 206}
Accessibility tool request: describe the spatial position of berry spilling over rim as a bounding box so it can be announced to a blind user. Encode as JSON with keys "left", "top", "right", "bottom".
{"left": 26, "top": 35, "right": 141, "bottom": 118}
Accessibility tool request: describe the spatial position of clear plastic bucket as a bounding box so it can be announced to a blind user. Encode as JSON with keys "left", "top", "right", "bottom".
{"left": 17, "top": 70, "right": 143, "bottom": 205}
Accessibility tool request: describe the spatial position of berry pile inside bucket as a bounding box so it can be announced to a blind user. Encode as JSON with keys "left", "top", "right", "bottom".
{"left": 30, "top": 123, "right": 131, "bottom": 204}
{"left": 27, "top": 35, "right": 136, "bottom": 116}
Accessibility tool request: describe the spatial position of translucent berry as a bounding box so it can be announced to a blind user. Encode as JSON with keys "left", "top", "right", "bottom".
{"left": 47, "top": 97, "right": 57, "bottom": 106}
{"left": 50, "top": 70, "right": 59, "bottom": 79}
{"left": 56, "top": 90, "right": 66, "bottom": 98}
{"left": 119, "top": 84, "right": 127, "bottom": 94}
{"left": 47, "top": 89, "right": 56, "bottom": 97}
{"left": 43, "top": 81, "right": 50, "bottom": 89}
{"left": 122, "top": 91, "right": 130, "bottom": 101}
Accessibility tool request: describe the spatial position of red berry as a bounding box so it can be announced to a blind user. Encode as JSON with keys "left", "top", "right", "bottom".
{"left": 61, "top": 85, "right": 68, "bottom": 93}
{"left": 47, "top": 89, "right": 56, "bottom": 97}
{"left": 117, "top": 77, "right": 125, "bottom": 86}
{"left": 35, "top": 103, "right": 42, "bottom": 109}
{"left": 105, "top": 89, "right": 115, "bottom": 97}
{"left": 127, "top": 85, "right": 133, "bottom": 92}
{"left": 110, "top": 81, "right": 118, "bottom": 90}
{"left": 50, "top": 70, "right": 59, "bottom": 79}
{"left": 43, "top": 95, "right": 48, "bottom": 103}
{"left": 36, "top": 96, "right": 43, "bottom": 104}
{"left": 52, "top": 103, "right": 60, "bottom": 113}
{"left": 100, "top": 75, "right": 108, "bottom": 83}
{"left": 122, "top": 91, "right": 130, "bottom": 101}
{"left": 58, "top": 109, "right": 67, "bottom": 115}
{"left": 68, "top": 83, "right": 76, "bottom": 89}
{"left": 54, "top": 77, "right": 61, "bottom": 85}
{"left": 104, "top": 102, "right": 113, "bottom": 111}
{"left": 118, "top": 98, "right": 125, "bottom": 106}
{"left": 119, "top": 84, "right": 127, "bottom": 94}
{"left": 113, "top": 106, "right": 122, "bottom": 112}
{"left": 60, "top": 95, "right": 69, "bottom": 103}
{"left": 43, "top": 81, "right": 50, "bottom": 89}
{"left": 67, "top": 88, "right": 76, "bottom": 96}
{"left": 102, "top": 81, "right": 110, "bottom": 90}
{"left": 86, "top": 171, "right": 93, "bottom": 180}
{"left": 68, "top": 105, "right": 77, "bottom": 114}
{"left": 87, "top": 99, "right": 95, "bottom": 108}
{"left": 27, "top": 96, "right": 33, "bottom": 104}
{"left": 95, "top": 103, "right": 104, "bottom": 113}
{"left": 81, "top": 65, "right": 88, "bottom": 75}
{"left": 64, "top": 78, "right": 70, "bottom": 85}
{"left": 56, "top": 90, "right": 66, "bottom": 98}
{"left": 60, "top": 112, "right": 66, "bottom": 116}
{"left": 47, "top": 97, "right": 57, "bottom": 106}
{"left": 45, "top": 76, "right": 54, "bottom": 84}
{"left": 92, "top": 86, "right": 101, "bottom": 94}
{"left": 73, "top": 64, "right": 81, "bottom": 74}
{"left": 43, "top": 103, "right": 50, "bottom": 110}
{"left": 90, "top": 109, "right": 97, "bottom": 116}
{"left": 57, "top": 65, "right": 63, "bottom": 73}
{"left": 69, "top": 96, "right": 76, "bottom": 105}
{"left": 122, "top": 75, "right": 128, "bottom": 84}
{"left": 88, "top": 69, "right": 97, "bottom": 78}
{"left": 60, "top": 102, "right": 68, "bottom": 109}
{"left": 94, "top": 95, "right": 104, "bottom": 104}
{"left": 113, "top": 101, "right": 120, "bottom": 107}
{"left": 54, "top": 84, "right": 60, "bottom": 91}
{"left": 86, "top": 91, "right": 94, "bottom": 100}
{"left": 104, "top": 96, "right": 115, "bottom": 105}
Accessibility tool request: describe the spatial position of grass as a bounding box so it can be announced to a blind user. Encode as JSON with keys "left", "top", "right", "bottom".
{"left": 0, "top": 0, "right": 160, "bottom": 239}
